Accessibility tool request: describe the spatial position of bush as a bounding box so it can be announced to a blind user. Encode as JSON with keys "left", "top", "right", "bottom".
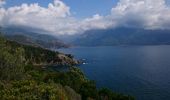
{"left": 0, "top": 80, "right": 81, "bottom": 100}
{"left": 0, "top": 38, "right": 25, "bottom": 80}
{"left": 98, "top": 88, "right": 135, "bottom": 100}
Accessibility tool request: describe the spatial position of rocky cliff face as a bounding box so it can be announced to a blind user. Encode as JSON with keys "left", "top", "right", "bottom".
{"left": 57, "top": 54, "right": 79, "bottom": 66}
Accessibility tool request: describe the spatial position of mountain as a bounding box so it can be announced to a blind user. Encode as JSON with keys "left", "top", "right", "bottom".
{"left": 72, "top": 27, "right": 170, "bottom": 46}
{"left": 0, "top": 27, "right": 69, "bottom": 48}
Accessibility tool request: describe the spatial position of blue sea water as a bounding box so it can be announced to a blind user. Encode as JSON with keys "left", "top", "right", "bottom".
{"left": 58, "top": 46, "right": 170, "bottom": 100}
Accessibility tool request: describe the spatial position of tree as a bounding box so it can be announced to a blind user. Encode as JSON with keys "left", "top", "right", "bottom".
{"left": 0, "top": 37, "right": 25, "bottom": 80}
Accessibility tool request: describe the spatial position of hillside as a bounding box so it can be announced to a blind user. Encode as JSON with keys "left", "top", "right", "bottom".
{"left": 0, "top": 34, "right": 134, "bottom": 100}
{"left": 1, "top": 27, "right": 69, "bottom": 48}
{"left": 6, "top": 39, "right": 78, "bottom": 66}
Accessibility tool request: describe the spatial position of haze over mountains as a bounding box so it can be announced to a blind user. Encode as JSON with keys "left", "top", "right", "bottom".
{"left": 0, "top": 27, "right": 69, "bottom": 48}
{"left": 71, "top": 27, "right": 170, "bottom": 46}
{"left": 1, "top": 26, "right": 170, "bottom": 47}
{"left": 1, "top": 0, "right": 170, "bottom": 47}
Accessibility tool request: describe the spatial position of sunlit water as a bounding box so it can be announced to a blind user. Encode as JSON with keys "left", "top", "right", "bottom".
{"left": 57, "top": 46, "right": 170, "bottom": 100}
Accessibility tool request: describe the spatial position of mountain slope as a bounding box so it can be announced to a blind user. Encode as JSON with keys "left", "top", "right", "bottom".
{"left": 4, "top": 37, "right": 78, "bottom": 66}
{"left": 73, "top": 27, "right": 170, "bottom": 46}
{"left": 1, "top": 27, "right": 69, "bottom": 48}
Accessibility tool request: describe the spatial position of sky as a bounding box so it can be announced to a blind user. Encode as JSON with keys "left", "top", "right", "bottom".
{"left": 5, "top": 0, "right": 118, "bottom": 18}
{"left": 0, "top": 0, "right": 170, "bottom": 35}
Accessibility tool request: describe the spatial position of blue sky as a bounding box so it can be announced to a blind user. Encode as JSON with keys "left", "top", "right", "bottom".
{"left": 1, "top": 0, "right": 170, "bottom": 35}
{"left": 5, "top": 0, "right": 118, "bottom": 18}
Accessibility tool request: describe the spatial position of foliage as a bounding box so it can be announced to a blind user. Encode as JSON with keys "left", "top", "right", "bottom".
{"left": 98, "top": 88, "right": 135, "bottom": 100}
{"left": 6, "top": 40, "right": 60, "bottom": 65}
{"left": 26, "top": 67, "right": 134, "bottom": 100}
{"left": 0, "top": 35, "right": 135, "bottom": 100}
{"left": 0, "top": 37, "right": 25, "bottom": 81}
{"left": 0, "top": 80, "right": 81, "bottom": 100}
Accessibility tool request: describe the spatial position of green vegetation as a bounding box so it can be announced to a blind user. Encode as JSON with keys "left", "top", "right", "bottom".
{"left": 0, "top": 34, "right": 134, "bottom": 100}
{"left": 6, "top": 39, "right": 77, "bottom": 66}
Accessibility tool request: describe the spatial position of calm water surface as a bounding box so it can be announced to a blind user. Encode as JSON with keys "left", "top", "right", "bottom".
{"left": 58, "top": 46, "right": 170, "bottom": 100}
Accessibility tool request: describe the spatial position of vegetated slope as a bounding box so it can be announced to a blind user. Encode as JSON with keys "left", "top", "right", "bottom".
{"left": 0, "top": 34, "right": 134, "bottom": 100}
{"left": 6, "top": 40, "right": 78, "bottom": 66}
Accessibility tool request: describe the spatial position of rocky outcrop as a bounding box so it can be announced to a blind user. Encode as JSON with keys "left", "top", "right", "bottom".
{"left": 57, "top": 54, "right": 79, "bottom": 66}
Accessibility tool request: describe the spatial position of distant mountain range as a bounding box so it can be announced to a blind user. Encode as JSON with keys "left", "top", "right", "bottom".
{"left": 0, "top": 27, "right": 69, "bottom": 48}
{"left": 72, "top": 27, "right": 170, "bottom": 46}
{"left": 1, "top": 27, "right": 170, "bottom": 47}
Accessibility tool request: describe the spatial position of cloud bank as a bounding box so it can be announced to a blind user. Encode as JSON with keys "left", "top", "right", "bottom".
{"left": 0, "top": 0, "right": 170, "bottom": 35}
{"left": 111, "top": 0, "right": 170, "bottom": 29}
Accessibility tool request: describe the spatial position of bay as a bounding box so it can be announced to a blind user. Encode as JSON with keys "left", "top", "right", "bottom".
{"left": 58, "top": 45, "right": 170, "bottom": 100}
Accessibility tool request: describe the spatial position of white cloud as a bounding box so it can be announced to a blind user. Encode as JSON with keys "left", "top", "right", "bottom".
{"left": 0, "top": 0, "right": 79, "bottom": 35}
{"left": 48, "top": 0, "right": 70, "bottom": 17}
{"left": 82, "top": 14, "right": 114, "bottom": 30}
{"left": 111, "top": 0, "right": 170, "bottom": 29}
{"left": 0, "top": 0, "right": 170, "bottom": 35}
{"left": 0, "top": 0, "right": 110, "bottom": 35}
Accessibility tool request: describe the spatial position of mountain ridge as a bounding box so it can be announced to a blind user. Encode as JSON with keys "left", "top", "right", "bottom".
{"left": 0, "top": 27, "right": 70, "bottom": 48}
{"left": 72, "top": 27, "right": 170, "bottom": 46}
